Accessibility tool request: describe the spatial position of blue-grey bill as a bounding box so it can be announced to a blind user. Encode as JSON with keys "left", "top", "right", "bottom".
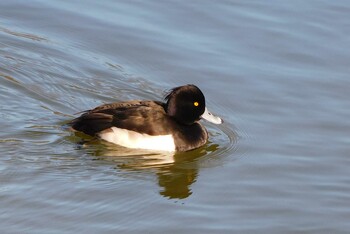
{"left": 201, "top": 107, "right": 223, "bottom": 124}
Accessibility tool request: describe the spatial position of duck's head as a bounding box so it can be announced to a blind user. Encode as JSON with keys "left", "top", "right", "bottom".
{"left": 165, "top": 84, "right": 223, "bottom": 125}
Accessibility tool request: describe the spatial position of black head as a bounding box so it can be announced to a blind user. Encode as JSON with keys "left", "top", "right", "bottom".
{"left": 165, "top": 84, "right": 206, "bottom": 125}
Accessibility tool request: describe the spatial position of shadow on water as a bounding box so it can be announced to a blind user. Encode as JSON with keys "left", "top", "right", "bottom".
{"left": 66, "top": 127, "right": 234, "bottom": 199}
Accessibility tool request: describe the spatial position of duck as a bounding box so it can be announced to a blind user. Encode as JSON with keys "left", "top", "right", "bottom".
{"left": 70, "top": 84, "right": 223, "bottom": 152}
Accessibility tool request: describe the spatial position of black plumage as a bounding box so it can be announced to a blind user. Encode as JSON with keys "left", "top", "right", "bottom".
{"left": 69, "top": 85, "right": 220, "bottom": 151}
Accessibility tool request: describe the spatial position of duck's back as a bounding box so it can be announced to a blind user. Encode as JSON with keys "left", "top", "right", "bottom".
{"left": 70, "top": 101, "right": 169, "bottom": 136}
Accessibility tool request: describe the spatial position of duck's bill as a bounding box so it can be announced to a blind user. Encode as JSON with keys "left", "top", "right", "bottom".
{"left": 201, "top": 107, "right": 223, "bottom": 124}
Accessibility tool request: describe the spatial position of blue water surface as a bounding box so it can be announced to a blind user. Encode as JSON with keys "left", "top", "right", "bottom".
{"left": 1, "top": 0, "right": 350, "bottom": 233}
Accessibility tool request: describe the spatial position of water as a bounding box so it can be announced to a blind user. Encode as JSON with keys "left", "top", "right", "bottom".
{"left": 1, "top": 0, "right": 350, "bottom": 233}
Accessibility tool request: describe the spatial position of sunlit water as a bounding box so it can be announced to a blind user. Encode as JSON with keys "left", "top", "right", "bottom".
{"left": 1, "top": 0, "right": 350, "bottom": 233}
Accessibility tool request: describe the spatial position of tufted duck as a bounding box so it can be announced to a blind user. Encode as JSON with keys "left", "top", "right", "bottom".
{"left": 70, "top": 84, "right": 222, "bottom": 151}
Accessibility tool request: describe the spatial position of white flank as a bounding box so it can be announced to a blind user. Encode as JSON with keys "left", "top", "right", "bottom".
{"left": 98, "top": 127, "right": 176, "bottom": 151}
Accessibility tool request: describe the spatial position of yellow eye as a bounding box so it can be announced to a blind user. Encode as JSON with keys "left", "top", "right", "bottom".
{"left": 194, "top": 101, "right": 199, "bottom": 107}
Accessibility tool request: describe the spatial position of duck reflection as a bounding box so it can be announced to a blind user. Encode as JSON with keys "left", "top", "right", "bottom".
{"left": 72, "top": 134, "right": 219, "bottom": 199}
{"left": 156, "top": 162, "right": 197, "bottom": 199}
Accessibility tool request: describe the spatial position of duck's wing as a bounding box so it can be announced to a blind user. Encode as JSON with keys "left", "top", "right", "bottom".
{"left": 70, "top": 101, "right": 170, "bottom": 136}
{"left": 89, "top": 100, "right": 164, "bottom": 112}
